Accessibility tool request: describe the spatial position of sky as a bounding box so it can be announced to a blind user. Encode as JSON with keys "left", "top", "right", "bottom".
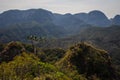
{"left": 0, "top": 0, "right": 120, "bottom": 18}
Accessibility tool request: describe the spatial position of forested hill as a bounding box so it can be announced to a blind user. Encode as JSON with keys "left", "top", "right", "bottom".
{"left": 0, "top": 9, "right": 120, "bottom": 43}
{"left": 0, "top": 41, "right": 120, "bottom": 80}
{"left": 0, "top": 9, "right": 120, "bottom": 28}
{"left": 0, "top": 8, "right": 120, "bottom": 80}
{"left": 46, "top": 25, "right": 120, "bottom": 65}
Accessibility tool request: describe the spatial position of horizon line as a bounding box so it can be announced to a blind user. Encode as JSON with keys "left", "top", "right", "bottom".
{"left": 0, "top": 8, "right": 119, "bottom": 19}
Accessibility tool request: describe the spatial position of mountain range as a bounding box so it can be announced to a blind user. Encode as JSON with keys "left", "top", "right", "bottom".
{"left": 0, "top": 9, "right": 120, "bottom": 28}
{"left": 0, "top": 8, "right": 120, "bottom": 80}
{"left": 0, "top": 9, "right": 120, "bottom": 43}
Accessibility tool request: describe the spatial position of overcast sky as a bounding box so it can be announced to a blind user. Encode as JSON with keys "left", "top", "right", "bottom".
{"left": 0, "top": 0, "right": 120, "bottom": 18}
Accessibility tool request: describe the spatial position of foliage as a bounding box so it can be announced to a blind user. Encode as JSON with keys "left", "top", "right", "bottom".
{"left": 57, "top": 42, "right": 119, "bottom": 80}
{"left": 0, "top": 52, "right": 70, "bottom": 80}
{"left": 0, "top": 42, "right": 120, "bottom": 80}
{"left": 38, "top": 48, "right": 65, "bottom": 63}
{"left": 0, "top": 41, "right": 25, "bottom": 63}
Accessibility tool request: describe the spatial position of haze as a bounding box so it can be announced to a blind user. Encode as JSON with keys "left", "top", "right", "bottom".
{"left": 0, "top": 0, "right": 120, "bottom": 18}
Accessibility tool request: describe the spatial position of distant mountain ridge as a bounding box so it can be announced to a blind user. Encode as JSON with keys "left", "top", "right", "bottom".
{"left": 0, "top": 9, "right": 120, "bottom": 79}
{"left": 0, "top": 9, "right": 120, "bottom": 28}
{"left": 0, "top": 9, "right": 53, "bottom": 27}
{"left": 74, "top": 10, "right": 111, "bottom": 27}
{"left": 0, "top": 8, "right": 120, "bottom": 43}
{"left": 111, "top": 15, "right": 120, "bottom": 25}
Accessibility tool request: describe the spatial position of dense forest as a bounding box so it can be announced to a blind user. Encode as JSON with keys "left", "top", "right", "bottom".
{"left": 0, "top": 9, "right": 120, "bottom": 80}
{"left": 0, "top": 41, "right": 120, "bottom": 80}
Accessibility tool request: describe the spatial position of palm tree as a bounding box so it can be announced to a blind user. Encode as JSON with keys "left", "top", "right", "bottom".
{"left": 27, "top": 35, "right": 46, "bottom": 54}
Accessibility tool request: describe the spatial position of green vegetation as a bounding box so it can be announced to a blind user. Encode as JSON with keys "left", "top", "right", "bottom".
{"left": 0, "top": 52, "right": 71, "bottom": 80}
{"left": 46, "top": 25, "right": 120, "bottom": 65}
{"left": 0, "top": 41, "right": 120, "bottom": 80}
{"left": 57, "top": 42, "right": 119, "bottom": 80}
{"left": 0, "top": 9, "right": 120, "bottom": 80}
{"left": 0, "top": 41, "right": 25, "bottom": 63}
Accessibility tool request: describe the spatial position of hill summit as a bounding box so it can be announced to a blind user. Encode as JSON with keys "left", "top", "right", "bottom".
{"left": 58, "top": 42, "right": 119, "bottom": 80}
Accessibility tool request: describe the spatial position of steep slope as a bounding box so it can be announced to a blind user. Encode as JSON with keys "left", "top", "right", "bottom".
{"left": 0, "top": 9, "right": 67, "bottom": 42}
{"left": 0, "top": 9, "right": 119, "bottom": 28}
{"left": 0, "top": 9, "right": 53, "bottom": 27}
{"left": 111, "top": 15, "right": 120, "bottom": 25}
{"left": 0, "top": 41, "right": 120, "bottom": 80}
{"left": 77, "top": 25, "right": 120, "bottom": 64}
{"left": 0, "top": 41, "right": 25, "bottom": 63}
{"left": 74, "top": 13, "right": 88, "bottom": 22}
{"left": 53, "top": 13, "right": 90, "bottom": 35}
{"left": 57, "top": 42, "right": 119, "bottom": 80}
{"left": 51, "top": 25, "right": 120, "bottom": 65}
{"left": 74, "top": 10, "right": 111, "bottom": 27}
{"left": 0, "top": 22, "right": 65, "bottom": 43}
{"left": 87, "top": 10, "right": 111, "bottom": 27}
{"left": 0, "top": 52, "right": 71, "bottom": 80}
{"left": 0, "top": 9, "right": 120, "bottom": 43}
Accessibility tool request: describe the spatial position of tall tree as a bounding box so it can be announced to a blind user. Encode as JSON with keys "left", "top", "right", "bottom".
{"left": 27, "top": 35, "right": 46, "bottom": 54}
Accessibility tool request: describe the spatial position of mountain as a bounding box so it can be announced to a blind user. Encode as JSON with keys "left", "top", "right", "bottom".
{"left": 53, "top": 13, "right": 90, "bottom": 34}
{"left": 74, "top": 10, "right": 111, "bottom": 27}
{"left": 0, "top": 9, "right": 119, "bottom": 28}
{"left": 87, "top": 10, "right": 111, "bottom": 27}
{"left": 49, "top": 25, "right": 120, "bottom": 65}
{"left": 0, "top": 9, "right": 120, "bottom": 43}
{"left": 111, "top": 15, "right": 120, "bottom": 25}
{"left": 57, "top": 42, "right": 119, "bottom": 80}
{"left": 77, "top": 25, "right": 120, "bottom": 64}
{"left": 0, "top": 22, "right": 65, "bottom": 43}
{"left": 0, "top": 8, "right": 120, "bottom": 80}
{"left": 0, "top": 9, "right": 67, "bottom": 42}
{"left": 74, "top": 13, "right": 88, "bottom": 22}
{"left": 0, "top": 9, "right": 53, "bottom": 27}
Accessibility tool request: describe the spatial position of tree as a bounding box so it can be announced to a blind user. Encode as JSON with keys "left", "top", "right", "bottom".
{"left": 27, "top": 35, "right": 46, "bottom": 54}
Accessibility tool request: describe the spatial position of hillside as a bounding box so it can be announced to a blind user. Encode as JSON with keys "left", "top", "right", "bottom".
{"left": 0, "top": 42, "right": 120, "bottom": 80}
{"left": 74, "top": 10, "right": 111, "bottom": 27}
{"left": 44, "top": 25, "right": 119, "bottom": 64}
{"left": 0, "top": 9, "right": 120, "bottom": 80}
{"left": 0, "top": 22, "right": 66, "bottom": 43}
{"left": 72, "top": 25, "right": 120, "bottom": 64}
{"left": 57, "top": 42, "right": 119, "bottom": 80}
{"left": 0, "top": 9, "right": 53, "bottom": 27}
{"left": 0, "top": 9, "right": 120, "bottom": 43}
